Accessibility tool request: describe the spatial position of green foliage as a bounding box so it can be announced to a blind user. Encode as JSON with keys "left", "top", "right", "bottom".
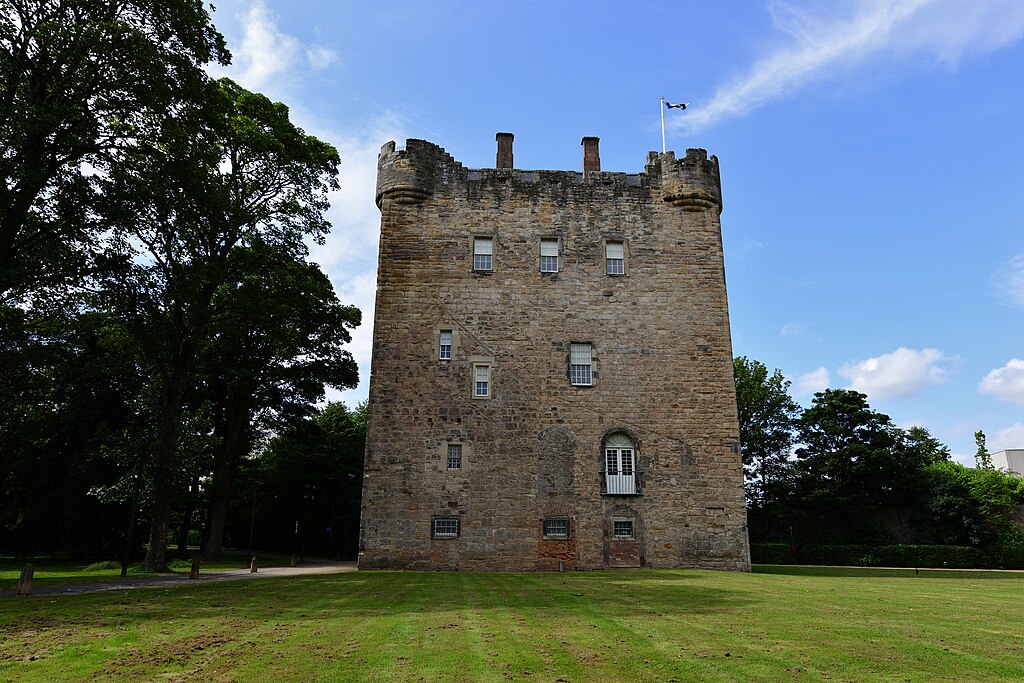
{"left": 737, "top": 363, "right": 1022, "bottom": 554}
{"left": 751, "top": 543, "right": 1001, "bottom": 568}
{"left": 732, "top": 357, "right": 800, "bottom": 508}
{"left": 0, "top": 0, "right": 228, "bottom": 297}
{"left": 975, "top": 429, "right": 993, "bottom": 469}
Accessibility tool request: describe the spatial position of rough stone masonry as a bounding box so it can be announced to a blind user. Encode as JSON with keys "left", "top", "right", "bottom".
{"left": 358, "top": 133, "right": 751, "bottom": 571}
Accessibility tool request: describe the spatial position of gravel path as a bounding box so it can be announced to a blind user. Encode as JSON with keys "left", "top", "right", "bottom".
{"left": 1, "top": 561, "right": 357, "bottom": 597}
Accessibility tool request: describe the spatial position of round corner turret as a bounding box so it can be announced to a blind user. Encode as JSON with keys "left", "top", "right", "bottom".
{"left": 659, "top": 148, "right": 723, "bottom": 213}
{"left": 375, "top": 139, "right": 435, "bottom": 208}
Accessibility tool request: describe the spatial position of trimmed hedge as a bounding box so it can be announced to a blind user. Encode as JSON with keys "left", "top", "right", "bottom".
{"left": 751, "top": 543, "right": 1024, "bottom": 569}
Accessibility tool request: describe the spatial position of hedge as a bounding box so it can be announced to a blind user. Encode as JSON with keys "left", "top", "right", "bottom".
{"left": 751, "top": 543, "right": 1024, "bottom": 569}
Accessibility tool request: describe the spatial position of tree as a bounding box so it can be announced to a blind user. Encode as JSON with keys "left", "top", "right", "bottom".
{"left": 98, "top": 78, "right": 341, "bottom": 570}
{"left": 733, "top": 357, "right": 801, "bottom": 508}
{"left": 0, "top": 0, "right": 228, "bottom": 297}
{"left": 248, "top": 402, "right": 367, "bottom": 559}
{"left": 200, "top": 242, "right": 360, "bottom": 556}
{"left": 975, "top": 430, "right": 993, "bottom": 469}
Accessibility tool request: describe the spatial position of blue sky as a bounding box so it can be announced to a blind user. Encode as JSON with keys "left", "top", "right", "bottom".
{"left": 207, "top": 0, "right": 1024, "bottom": 464}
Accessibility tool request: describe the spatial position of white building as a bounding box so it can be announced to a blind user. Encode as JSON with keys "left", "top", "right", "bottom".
{"left": 991, "top": 449, "right": 1024, "bottom": 476}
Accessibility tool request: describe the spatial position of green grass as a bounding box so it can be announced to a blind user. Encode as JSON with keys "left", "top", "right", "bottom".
{"left": 0, "top": 553, "right": 287, "bottom": 590}
{"left": 2, "top": 566, "right": 1024, "bottom": 682}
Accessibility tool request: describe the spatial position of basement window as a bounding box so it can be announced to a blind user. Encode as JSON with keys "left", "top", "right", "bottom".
{"left": 432, "top": 517, "right": 460, "bottom": 539}
{"left": 613, "top": 520, "right": 635, "bottom": 540}
{"left": 543, "top": 518, "right": 570, "bottom": 539}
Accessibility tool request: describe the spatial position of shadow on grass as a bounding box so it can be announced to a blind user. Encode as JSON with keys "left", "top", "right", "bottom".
{"left": 752, "top": 564, "right": 1024, "bottom": 580}
{"left": 0, "top": 569, "right": 761, "bottom": 632}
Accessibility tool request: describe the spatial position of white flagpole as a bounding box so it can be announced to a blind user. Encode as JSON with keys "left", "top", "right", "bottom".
{"left": 660, "top": 97, "right": 666, "bottom": 154}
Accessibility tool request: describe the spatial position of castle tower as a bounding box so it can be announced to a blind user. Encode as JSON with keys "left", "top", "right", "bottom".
{"left": 359, "top": 134, "right": 750, "bottom": 571}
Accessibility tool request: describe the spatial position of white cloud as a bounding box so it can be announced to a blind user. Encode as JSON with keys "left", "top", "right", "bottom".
{"left": 988, "top": 422, "right": 1024, "bottom": 452}
{"left": 780, "top": 322, "right": 807, "bottom": 337}
{"left": 978, "top": 358, "right": 1024, "bottom": 405}
{"left": 304, "top": 114, "right": 407, "bottom": 407}
{"left": 838, "top": 347, "right": 950, "bottom": 399}
{"left": 679, "top": 0, "right": 1024, "bottom": 131}
{"left": 230, "top": 1, "right": 301, "bottom": 90}
{"left": 306, "top": 45, "right": 338, "bottom": 70}
{"left": 209, "top": 1, "right": 338, "bottom": 96}
{"left": 794, "top": 366, "right": 830, "bottom": 395}
{"left": 992, "top": 252, "right": 1024, "bottom": 308}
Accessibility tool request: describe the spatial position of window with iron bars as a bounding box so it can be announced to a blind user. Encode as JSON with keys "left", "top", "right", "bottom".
{"left": 432, "top": 517, "right": 460, "bottom": 539}
{"left": 543, "top": 518, "right": 570, "bottom": 539}
{"left": 613, "top": 520, "right": 634, "bottom": 540}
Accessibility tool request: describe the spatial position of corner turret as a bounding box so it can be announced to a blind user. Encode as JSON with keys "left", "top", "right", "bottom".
{"left": 656, "top": 148, "right": 723, "bottom": 213}
{"left": 375, "top": 139, "right": 466, "bottom": 208}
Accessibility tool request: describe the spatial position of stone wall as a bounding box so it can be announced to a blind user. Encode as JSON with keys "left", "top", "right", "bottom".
{"left": 358, "top": 138, "right": 750, "bottom": 571}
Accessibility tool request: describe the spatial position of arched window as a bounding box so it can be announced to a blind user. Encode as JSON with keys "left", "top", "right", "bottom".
{"left": 604, "top": 433, "right": 636, "bottom": 495}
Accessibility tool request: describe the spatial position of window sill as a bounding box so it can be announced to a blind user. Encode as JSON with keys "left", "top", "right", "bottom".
{"left": 600, "top": 492, "right": 643, "bottom": 497}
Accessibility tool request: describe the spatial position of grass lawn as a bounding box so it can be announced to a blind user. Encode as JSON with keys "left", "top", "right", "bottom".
{"left": 2, "top": 565, "right": 1023, "bottom": 682}
{"left": 0, "top": 553, "right": 288, "bottom": 591}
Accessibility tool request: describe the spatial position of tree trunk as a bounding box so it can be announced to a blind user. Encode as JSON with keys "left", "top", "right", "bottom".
{"left": 203, "top": 393, "right": 249, "bottom": 556}
{"left": 142, "top": 355, "right": 192, "bottom": 571}
{"left": 177, "top": 475, "right": 199, "bottom": 553}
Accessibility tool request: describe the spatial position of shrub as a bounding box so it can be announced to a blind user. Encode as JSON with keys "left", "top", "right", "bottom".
{"left": 82, "top": 560, "right": 120, "bottom": 572}
{"left": 752, "top": 543, "right": 996, "bottom": 569}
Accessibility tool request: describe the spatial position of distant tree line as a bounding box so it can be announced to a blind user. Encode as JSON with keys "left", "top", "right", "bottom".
{"left": 1, "top": 1, "right": 363, "bottom": 567}
{"left": 735, "top": 357, "right": 1024, "bottom": 553}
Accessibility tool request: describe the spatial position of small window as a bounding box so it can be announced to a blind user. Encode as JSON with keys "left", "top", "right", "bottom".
{"left": 473, "top": 236, "right": 493, "bottom": 271}
{"left": 439, "top": 330, "right": 452, "bottom": 360}
{"left": 570, "top": 343, "right": 592, "bottom": 386}
{"left": 432, "top": 517, "right": 460, "bottom": 539}
{"left": 447, "top": 444, "right": 462, "bottom": 470}
{"left": 605, "top": 241, "right": 625, "bottom": 275}
{"left": 540, "top": 238, "right": 559, "bottom": 273}
{"left": 613, "top": 520, "right": 634, "bottom": 540}
{"left": 474, "top": 365, "right": 490, "bottom": 398}
{"left": 543, "top": 518, "right": 570, "bottom": 539}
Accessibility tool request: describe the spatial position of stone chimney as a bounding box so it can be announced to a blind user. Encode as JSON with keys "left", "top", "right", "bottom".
{"left": 496, "top": 132, "right": 514, "bottom": 169}
{"left": 582, "top": 136, "right": 600, "bottom": 178}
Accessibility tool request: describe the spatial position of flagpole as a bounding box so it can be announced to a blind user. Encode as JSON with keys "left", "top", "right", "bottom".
{"left": 660, "top": 97, "right": 666, "bottom": 154}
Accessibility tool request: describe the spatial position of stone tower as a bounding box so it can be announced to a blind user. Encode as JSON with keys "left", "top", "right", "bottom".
{"left": 358, "top": 134, "right": 750, "bottom": 571}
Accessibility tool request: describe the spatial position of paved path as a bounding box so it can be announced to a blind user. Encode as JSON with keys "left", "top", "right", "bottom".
{"left": 1, "top": 561, "right": 357, "bottom": 597}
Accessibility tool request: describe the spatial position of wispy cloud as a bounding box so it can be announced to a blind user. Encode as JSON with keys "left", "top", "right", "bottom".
{"left": 988, "top": 421, "right": 1024, "bottom": 452}
{"left": 978, "top": 358, "right": 1024, "bottom": 405}
{"left": 838, "top": 346, "right": 951, "bottom": 399}
{"left": 678, "top": 0, "right": 1024, "bottom": 131}
{"left": 210, "top": 1, "right": 339, "bottom": 95}
{"left": 992, "top": 252, "right": 1024, "bottom": 308}
{"left": 306, "top": 114, "right": 407, "bottom": 407}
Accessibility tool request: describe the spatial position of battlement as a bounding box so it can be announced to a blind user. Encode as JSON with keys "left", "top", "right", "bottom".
{"left": 376, "top": 135, "right": 723, "bottom": 213}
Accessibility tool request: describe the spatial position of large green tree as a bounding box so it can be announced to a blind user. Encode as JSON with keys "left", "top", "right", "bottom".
{"left": 733, "top": 356, "right": 801, "bottom": 508}
{"left": 0, "top": 0, "right": 227, "bottom": 297}
{"left": 200, "top": 242, "right": 360, "bottom": 556}
{"left": 99, "top": 78, "right": 341, "bottom": 569}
